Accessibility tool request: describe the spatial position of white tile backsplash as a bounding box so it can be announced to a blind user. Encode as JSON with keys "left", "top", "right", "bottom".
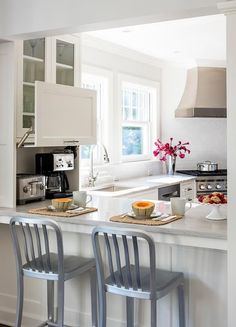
{"left": 161, "top": 64, "right": 227, "bottom": 170}
{"left": 80, "top": 160, "right": 162, "bottom": 187}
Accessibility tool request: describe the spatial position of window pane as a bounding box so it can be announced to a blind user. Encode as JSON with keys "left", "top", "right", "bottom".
{"left": 122, "top": 85, "right": 150, "bottom": 122}
{"left": 80, "top": 145, "right": 91, "bottom": 160}
{"left": 81, "top": 72, "right": 108, "bottom": 163}
{"left": 122, "top": 126, "right": 143, "bottom": 155}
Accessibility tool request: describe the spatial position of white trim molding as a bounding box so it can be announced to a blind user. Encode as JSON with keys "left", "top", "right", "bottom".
{"left": 218, "top": 1, "right": 236, "bottom": 14}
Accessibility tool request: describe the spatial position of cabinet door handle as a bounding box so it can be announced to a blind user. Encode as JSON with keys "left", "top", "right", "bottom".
{"left": 187, "top": 188, "right": 193, "bottom": 191}
{"left": 63, "top": 140, "right": 80, "bottom": 144}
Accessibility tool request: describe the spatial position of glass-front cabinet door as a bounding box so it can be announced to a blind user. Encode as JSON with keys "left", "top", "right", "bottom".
{"left": 16, "top": 37, "right": 46, "bottom": 141}
{"left": 56, "top": 39, "right": 74, "bottom": 86}
{"left": 53, "top": 35, "right": 80, "bottom": 87}
{"left": 23, "top": 38, "right": 45, "bottom": 129}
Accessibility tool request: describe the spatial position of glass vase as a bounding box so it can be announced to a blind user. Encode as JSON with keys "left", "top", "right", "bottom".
{"left": 165, "top": 155, "right": 176, "bottom": 175}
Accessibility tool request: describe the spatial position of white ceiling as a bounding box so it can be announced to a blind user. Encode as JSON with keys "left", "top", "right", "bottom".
{"left": 87, "top": 14, "right": 226, "bottom": 64}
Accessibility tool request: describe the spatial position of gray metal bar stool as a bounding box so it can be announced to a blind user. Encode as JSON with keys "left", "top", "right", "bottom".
{"left": 10, "top": 216, "right": 97, "bottom": 327}
{"left": 92, "top": 226, "right": 185, "bottom": 327}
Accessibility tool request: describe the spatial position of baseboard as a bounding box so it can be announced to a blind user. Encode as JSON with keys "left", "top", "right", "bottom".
{"left": 0, "top": 300, "right": 128, "bottom": 327}
{"left": 0, "top": 293, "right": 145, "bottom": 327}
{"left": 0, "top": 308, "right": 128, "bottom": 327}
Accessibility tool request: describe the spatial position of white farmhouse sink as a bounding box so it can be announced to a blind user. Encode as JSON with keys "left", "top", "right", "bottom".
{"left": 91, "top": 185, "right": 132, "bottom": 192}
{"left": 87, "top": 184, "right": 151, "bottom": 197}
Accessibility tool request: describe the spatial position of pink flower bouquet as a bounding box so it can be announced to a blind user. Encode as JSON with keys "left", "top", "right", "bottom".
{"left": 153, "top": 137, "right": 190, "bottom": 161}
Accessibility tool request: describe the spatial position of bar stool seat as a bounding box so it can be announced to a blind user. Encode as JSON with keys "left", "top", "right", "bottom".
{"left": 10, "top": 217, "right": 97, "bottom": 327}
{"left": 105, "top": 265, "right": 184, "bottom": 299}
{"left": 23, "top": 254, "right": 95, "bottom": 280}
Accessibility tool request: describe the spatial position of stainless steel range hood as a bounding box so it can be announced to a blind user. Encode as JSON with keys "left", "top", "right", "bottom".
{"left": 175, "top": 67, "right": 226, "bottom": 118}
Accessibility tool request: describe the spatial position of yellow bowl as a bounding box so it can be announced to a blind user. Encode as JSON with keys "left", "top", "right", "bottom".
{"left": 51, "top": 198, "right": 72, "bottom": 212}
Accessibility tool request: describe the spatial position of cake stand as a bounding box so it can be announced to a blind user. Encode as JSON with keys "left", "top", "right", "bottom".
{"left": 205, "top": 203, "right": 227, "bottom": 220}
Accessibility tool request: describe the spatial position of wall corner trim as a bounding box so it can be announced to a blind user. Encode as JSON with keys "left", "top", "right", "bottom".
{"left": 218, "top": 1, "right": 236, "bottom": 14}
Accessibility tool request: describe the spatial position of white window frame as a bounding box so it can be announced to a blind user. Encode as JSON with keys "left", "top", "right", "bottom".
{"left": 80, "top": 65, "right": 113, "bottom": 166}
{"left": 116, "top": 74, "right": 160, "bottom": 163}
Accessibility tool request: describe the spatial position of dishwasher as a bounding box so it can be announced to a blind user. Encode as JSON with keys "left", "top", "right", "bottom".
{"left": 158, "top": 184, "right": 180, "bottom": 201}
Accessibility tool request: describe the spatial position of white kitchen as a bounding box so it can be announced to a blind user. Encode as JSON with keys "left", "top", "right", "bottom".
{"left": 0, "top": 2, "right": 235, "bottom": 327}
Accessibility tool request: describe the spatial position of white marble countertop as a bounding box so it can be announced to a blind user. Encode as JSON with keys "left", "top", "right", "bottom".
{"left": 85, "top": 173, "right": 196, "bottom": 197}
{"left": 0, "top": 194, "right": 227, "bottom": 251}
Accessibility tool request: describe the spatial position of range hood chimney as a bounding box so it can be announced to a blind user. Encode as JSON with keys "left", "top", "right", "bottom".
{"left": 175, "top": 67, "right": 226, "bottom": 118}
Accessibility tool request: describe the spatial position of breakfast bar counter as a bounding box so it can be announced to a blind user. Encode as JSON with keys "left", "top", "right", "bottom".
{"left": 0, "top": 197, "right": 227, "bottom": 327}
{"left": 0, "top": 196, "right": 227, "bottom": 249}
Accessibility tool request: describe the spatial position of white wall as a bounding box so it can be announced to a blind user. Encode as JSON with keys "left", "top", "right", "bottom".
{"left": 223, "top": 4, "right": 236, "bottom": 327}
{"left": 161, "top": 63, "right": 227, "bottom": 170}
{"left": 0, "top": 42, "right": 16, "bottom": 207}
{"left": 0, "top": 0, "right": 219, "bottom": 39}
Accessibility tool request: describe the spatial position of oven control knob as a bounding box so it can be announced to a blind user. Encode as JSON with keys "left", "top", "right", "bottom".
{"left": 216, "top": 184, "right": 222, "bottom": 190}
{"left": 23, "top": 186, "right": 29, "bottom": 193}
{"left": 199, "top": 184, "right": 206, "bottom": 190}
{"left": 207, "top": 184, "right": 213, "bottom": 190}
{"left": 40, "top": 184, "right": 45, "bottom": 190}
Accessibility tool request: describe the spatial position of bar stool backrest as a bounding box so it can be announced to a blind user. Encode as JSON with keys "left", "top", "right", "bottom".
{"left": 92, "top": 226, "right": 156, "bottom": 294}
{"left": 10, "top": 217, "right": 64, "bottom": 275}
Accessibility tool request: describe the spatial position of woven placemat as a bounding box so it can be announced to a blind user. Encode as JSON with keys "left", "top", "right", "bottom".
{"left": 110, "top": 214, "right": 182, "bottom": 226}
{"left": 28, "top": 207, "right": 98, "bottom": 218}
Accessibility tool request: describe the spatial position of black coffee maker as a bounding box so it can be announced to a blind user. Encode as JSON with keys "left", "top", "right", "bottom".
{"left": 35, "top": 152, "right": 74, "bottom": 199}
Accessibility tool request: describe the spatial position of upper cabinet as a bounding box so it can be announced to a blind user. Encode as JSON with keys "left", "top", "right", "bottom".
{"left": 16, "top": 38, "right": 47, "bottom": 140}
{"left": 16, "top": 35, "right": 93, "bottom": 147}
{"left": 35, "top": 81, "right": 97, "bottom": 147}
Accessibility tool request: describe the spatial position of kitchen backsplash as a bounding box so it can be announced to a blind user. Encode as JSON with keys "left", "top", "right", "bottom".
{"left": 80, "top": 160, "right": 163, "bottom": 187}
{"left": 161, "top": 64, "right": 227, "bottom": 170}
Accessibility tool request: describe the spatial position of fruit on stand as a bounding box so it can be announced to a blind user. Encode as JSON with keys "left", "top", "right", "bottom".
{"left": 198, "top": 192, "right": 227, "bottom": 204}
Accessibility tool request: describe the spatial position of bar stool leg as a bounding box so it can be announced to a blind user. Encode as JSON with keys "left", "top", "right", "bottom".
{"left": 47, "top": 280, "right": 54, "bottom": 322}
{"left": 150, "top": 299, "right": 157, "bottom": 327}
{"left": 15, "top": 271, "right": 24, "bottom": 327}
{"left": 98, "top": 286, "right": 106, "bottom": 327}
{"left": 90, "top": 267, "right": 98, "bottom": 327}
{"left": 57, "top": 277, "right": 65, "bottom": 327}
{"left": 177, "top": 283, "right": 185, "bottom": 327}
{"left": 126, "top": 297, "right": 134, "bottom": 327}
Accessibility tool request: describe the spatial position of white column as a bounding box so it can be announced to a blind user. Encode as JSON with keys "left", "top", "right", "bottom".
{"left": 218, "top": 2, "right": 236, "bottom": 326}
{"left": 0, "top": 42, "right": 16, "bottom": 207}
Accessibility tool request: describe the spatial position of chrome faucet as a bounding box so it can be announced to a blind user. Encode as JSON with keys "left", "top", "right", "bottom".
{"left": 88, "top": 143, "right": 110, "bottom": 187}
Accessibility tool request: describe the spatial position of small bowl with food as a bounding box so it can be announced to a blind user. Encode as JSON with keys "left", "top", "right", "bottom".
{"left": 51, "top": 198, "right": 73, "bottom": 212}
{"left": 130, "top": 201, "right": 156, "bottom": 219}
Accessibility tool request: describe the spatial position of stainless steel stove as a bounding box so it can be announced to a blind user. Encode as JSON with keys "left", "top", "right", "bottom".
{"left": 176, "top": 169, "right": 227, "bottom": 195}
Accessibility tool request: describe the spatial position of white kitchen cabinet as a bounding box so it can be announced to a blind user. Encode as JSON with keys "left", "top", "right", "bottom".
{"left": 35, "top": 81, "right": 97, "bottom": 147}
{"left": 16, "top": 35, "right": 81, "bottom": 144}
{"left": 180, "top": 179, "right": 196, "bottom": 200}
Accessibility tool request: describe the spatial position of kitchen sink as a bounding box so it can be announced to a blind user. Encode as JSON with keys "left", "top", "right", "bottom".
{"left": 87, "top": 184, "right": 151, "bottom": 197}
{"left": 92, "top": 185, "right": 132, "bottom": 192}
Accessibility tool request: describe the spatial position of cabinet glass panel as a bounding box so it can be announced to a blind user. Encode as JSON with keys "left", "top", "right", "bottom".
{"left": 56, "top": 40, "right": 74, "bottom": 86}
{"left": 23, "top": 60, "right": 44, "bottom": 83}
{"left": 23, "top": 85, "right": 34, "bottom": 113}
{"left": 56, "top": 67, "right": 74, "bottom": 86}
{"left": 24, "top": 38, "right": 45, "bottom": 59}
{"left": 23, "top": 115, "right": 34, "bottom": 129}
{"left": 22, "top": 38, "right": 45, "bottom": 131}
